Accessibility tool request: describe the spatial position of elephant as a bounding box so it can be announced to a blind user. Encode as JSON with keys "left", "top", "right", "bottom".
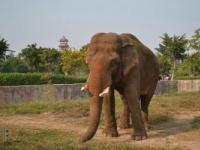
{"left": 80, "top": 32, "right": 159, "bottom": 142}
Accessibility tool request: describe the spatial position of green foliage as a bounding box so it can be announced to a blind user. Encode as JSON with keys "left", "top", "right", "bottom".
{"left": 20, "top": 44, "right": 41, "bottom": 72}
{"left": 0, "top": 38, "right": 9, "bottom": 60}
{"left": 0, "top": 37, "right": 9, "bottom": 61}
{"left": 175, "top": 76, "right": 200, "bottom": 80}
{"left": 156, "top": 53, "right": 171, "bottom": 75}
{"left": 156, "top": 33, "right": 188, "bottom": 79}
{"left": 0, "top": 57, "right": 29, "bottom": 73}
{"left": 19, "top": 44, "right": 62, "bottom": 73}
{"left": 175, "top": 52, "right": 200, "bottom": 77}
{"left": 156, "top": 33, "right": 188, "bottom": 60}
{"left": 61, "top": 46, "right": 88, "bottom": 75}
{"left": 39, "top": 47, "right": 61, "bottom": 73}
{"left": 0, "top": 73, "right": 86, "bottom": 86}
{"left": 189, "top": 28, "right": 200, "bottom": 52}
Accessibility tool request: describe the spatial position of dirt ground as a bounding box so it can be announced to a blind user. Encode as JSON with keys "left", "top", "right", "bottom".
{"left": 0, "top": 111, "right": 200, "bottom": 150}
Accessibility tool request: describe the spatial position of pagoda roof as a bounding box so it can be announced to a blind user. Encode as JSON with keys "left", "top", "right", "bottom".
{"left": 59, "top": 36, "right": 68, "bottom": 42}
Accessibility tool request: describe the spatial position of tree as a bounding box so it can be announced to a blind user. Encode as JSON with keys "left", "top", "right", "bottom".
{"left": 156, "top": 53, "right": 171, "bottom": 75}
{"left": 0, "top": 37, "right": 9, "bottom": 61}
{"left": 176, "top": 53, "right": 200, "bottom": 77}
{"left": 39, "top": 47, "right": 61, "bottom": 73}
{"left": 61, "top": 47, "right": 88, "bottom": 75}
{"left": 156, "top": 33, "right": 188, "bottom": 80}
{"left": 180, "top": 28, "right": 200, "bottom": 76}
{"left": 19, "top": 44, "right": 41, "bottom": 72}
{"left": 0, "top": 56, "right": 29, "bottom": 73}
{"left": 189, "top": 28, "right": 200, "bottom": 52}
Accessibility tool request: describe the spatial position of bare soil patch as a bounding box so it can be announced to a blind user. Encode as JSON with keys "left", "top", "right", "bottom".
{"left": 1, "top": 111, "right": 200, "bottom": 150}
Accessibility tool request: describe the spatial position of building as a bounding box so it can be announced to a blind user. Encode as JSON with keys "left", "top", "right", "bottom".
{"left": 58, "top": 36, "right": 69, "bottom": 51}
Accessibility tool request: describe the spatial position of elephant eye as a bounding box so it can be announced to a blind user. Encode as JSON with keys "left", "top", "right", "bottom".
{"left": 110, "top": 59, "right": 119, "bottom": 68}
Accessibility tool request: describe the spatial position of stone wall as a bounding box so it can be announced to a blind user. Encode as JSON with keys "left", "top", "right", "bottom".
{"left": 155, "top": 80, "right": 178, "bottom": 94}
{"left": 0, "top": 80, "right": 199, "bottom": 104}
{"left": 177, "top": 80, "right": 200, "bottom": 92}
{"left": 0, "top": 84, "right": 87, "bottom": 104}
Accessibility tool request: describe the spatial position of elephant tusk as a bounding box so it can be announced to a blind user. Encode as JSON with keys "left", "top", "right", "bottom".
{"left": 81, "top": 84, "right": 88, "bottom": 91}
{"left": 99, "top": 87, "right": 110, "bottom": 97}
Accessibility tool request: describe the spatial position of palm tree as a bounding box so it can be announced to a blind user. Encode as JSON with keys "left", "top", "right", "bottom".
{"left": 0, "top": 37, "right": 9, "bottom": 61}
{"left": 156, "top": 33, "right": 188, "bottom": 80}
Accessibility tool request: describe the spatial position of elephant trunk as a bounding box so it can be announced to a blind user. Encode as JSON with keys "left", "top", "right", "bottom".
{"left": 80, "top": 95, "right": 103, "bottom": 142}
{"left": 80, "top": 65, "right": 111, "bottom": 142}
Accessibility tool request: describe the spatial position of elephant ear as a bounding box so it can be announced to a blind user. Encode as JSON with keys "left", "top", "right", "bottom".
{"left": 121, "top": 36, "right": 139, "bottom": 76}
{"left": 85, "top": 45, "right": 90, "bottom": 64}
{"left": 85, "top": 44, "right": 92, "bottom": 64}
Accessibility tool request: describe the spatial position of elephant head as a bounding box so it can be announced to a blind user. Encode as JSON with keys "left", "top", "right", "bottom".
{"left": 80, "top": 33, "right": 139, "bottom": 142}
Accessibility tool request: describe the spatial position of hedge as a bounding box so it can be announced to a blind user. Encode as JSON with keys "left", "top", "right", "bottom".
{"left": 0, "top": 73, "right": 87, "bottom": 86}
{"left": 175, "top": 76, "right": 200, "bottom": 80}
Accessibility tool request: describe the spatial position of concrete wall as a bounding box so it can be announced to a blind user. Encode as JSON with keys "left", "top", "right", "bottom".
{"left": 0, "top": 84, "right": 87, "bottom": 104}
{"left": 0, "top": 80, "right": 199, "bottom": 104}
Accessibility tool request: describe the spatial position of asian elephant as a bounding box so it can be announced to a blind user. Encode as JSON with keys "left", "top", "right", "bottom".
{"left": 80, "top": 33, "right": 159, "bottom": 142}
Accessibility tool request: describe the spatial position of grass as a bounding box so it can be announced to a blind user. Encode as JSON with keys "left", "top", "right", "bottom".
{"left": 1, "top": 92, "right": 199, "bottom": 115}
{"left": 0, "top": 92, "right": 199, "bottom": 150}
{"left": 0, "top": 92, "right": 200, "bottom": 125}
{"left": 0, "top": 98, "right": 89, "bottom": 117}
{"left": 0, "top": 125, "right": 183, "bottom": 150}
{"left": 0, "top": 125, "right": 76, "bottom": 150}
{"left": 149, "top": 92, "right": 200, "bottom": 125}
{"left": 191, "top": 116, "right": 200, "bottom": 129}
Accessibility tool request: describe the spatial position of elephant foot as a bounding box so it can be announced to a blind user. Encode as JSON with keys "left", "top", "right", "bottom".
{"left": 119, "top": 122, "right": 131, "bottom": 129}
{"left": 143, "top": 120, "right": 151, "bottom": 131}
{"left": 132, "top": 132, "right": 147, "bottom": 141}
{"left": 145, "top": 124, "right": 151, "bottom": 131}
{"left": 102, "top": 127, "right": 118, "bottom": 137}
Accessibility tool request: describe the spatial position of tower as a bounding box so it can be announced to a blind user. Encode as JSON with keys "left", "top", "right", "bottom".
{"left": 59, "top": 36, "right": 69, "bottom": 51}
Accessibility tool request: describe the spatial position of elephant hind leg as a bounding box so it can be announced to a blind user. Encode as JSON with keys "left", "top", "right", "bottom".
{"left": 140, "top": 95, "right": 150, "bottom": 131}
{"left": 141, "top": 82, "right": 157, "bottom": 130}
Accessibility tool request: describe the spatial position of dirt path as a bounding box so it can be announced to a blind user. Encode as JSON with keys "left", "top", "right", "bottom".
{"left": 0, "top": 112, "right": 200, "bottom": 150}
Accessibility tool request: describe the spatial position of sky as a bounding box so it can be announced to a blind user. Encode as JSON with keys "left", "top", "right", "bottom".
{"left": 0, "top": 0, "right": 199, "bottom": 53}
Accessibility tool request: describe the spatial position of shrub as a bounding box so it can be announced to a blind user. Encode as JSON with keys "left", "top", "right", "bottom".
{"left": 175, "top": 76, "right": 200, "bottom": 80}
{"left": 0, "top": 73, "right": 86, "bottom": 86}
{"left": 0, "top": 57, "right": 30, "bottom": 73}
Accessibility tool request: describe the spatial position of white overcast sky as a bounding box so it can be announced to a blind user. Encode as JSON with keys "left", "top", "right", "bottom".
{"left": 0, "top": 0, "right": 199, "bottom": 53}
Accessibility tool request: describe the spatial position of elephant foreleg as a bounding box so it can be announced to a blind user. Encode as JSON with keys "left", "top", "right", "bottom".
{"left": 102, "top": 89, "right": 118, "bottom": 137}
{"left": 119, "top": 94, "right": 131, "bottom": 129}
{"left": 124, "top": 86, "right": 147, "bottom": 140}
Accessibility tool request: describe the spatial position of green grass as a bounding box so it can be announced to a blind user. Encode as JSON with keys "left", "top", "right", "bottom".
{"left": 0, "top": 92, "right": 200, "bottom": 126}
{"left": 1, "top": 92, "right": 197, "bottom": 150}
{"left": 0, "top": 126, "right": 76, "bottom": 150}
{"left": 0, "top": 125, "right": 182, "bottom": 150}
{"left": 0, "top": 99, "right": 89, "bottom": 117}
{"left": 149, "top": 92, "right": 200, "bottom": 125}
{"left": 191, "top": 116, "right": 200, "bottom": 129}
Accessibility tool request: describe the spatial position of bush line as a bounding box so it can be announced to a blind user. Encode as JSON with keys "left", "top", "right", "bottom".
{"left": 0, "top": 73, "right": 86, "bottom": 86}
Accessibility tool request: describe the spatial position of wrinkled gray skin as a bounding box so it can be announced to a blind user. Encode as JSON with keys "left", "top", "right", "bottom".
{"left": 80, "top": 33, "right": 159, "bottom": 142}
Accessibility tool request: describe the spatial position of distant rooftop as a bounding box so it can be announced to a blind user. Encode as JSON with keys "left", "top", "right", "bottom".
{"left": 59, "top": 36, "right": 68, "bottom": 42}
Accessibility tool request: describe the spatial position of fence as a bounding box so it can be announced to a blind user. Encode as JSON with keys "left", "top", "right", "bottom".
{"left": 0, "top": 80, "right": 200, "bottom": 104}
